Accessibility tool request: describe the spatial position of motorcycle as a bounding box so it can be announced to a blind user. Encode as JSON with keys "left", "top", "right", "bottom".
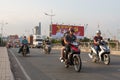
{"left": 22, "top": 44, "right": 28, "bottom": 57}
{"left": 43, "top": 42, "right": 51, "bottom": 54}
{"left": 88, "top": 40, "right": 110, "bottom": 65}
{"left": 62, "top": 42, "right": 82, "bottom": 72}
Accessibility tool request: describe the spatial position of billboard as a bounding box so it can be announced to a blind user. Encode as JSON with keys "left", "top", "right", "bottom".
{"left": 51, "top": 24, "right": 84, "bottom": 39}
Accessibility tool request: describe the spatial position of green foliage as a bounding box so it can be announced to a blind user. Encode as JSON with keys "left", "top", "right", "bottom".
{"left": 109, "top": 42, "right": 116, "bottom": 48}
{"left": 107, "top": 40, "right": 119, "bottom": 48}
{"left": 0, "top": 37, "right": 2, "bottom": 46}
{"left": 0, "top": 37, "right": 7, "bottom": 46}
{"left": 79, "top": 37, "right": 92, "bottom": 42}
{"left": 51, "top": 37, "right": 93, "bottom": 44}
{"left": 51, "top": 39, "right": 61, "bottom": 44}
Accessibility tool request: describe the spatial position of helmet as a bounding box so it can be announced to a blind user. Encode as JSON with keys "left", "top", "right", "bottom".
{"left": 47, "top": 36, "right": 49, "bottom": 39}
{"left": 96, "top": 30, "right": 101, "bottom": 34}
{"left": 69, "top": 27, "right": 75, "bottom": 32}
{"left": 23, "top": 36, "right": 26, "bottom": 38}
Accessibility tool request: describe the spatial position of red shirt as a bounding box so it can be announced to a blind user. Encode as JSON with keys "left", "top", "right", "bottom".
{"left": 94, "top": 36, "right": 103, "bottom": 45}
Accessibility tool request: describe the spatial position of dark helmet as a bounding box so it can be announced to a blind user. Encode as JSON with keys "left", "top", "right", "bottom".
{"left": 69, "top": 27, "right": 75, "bottom": 32}
{"left": 24, "top": 36, "right": 26, "bottom": 38}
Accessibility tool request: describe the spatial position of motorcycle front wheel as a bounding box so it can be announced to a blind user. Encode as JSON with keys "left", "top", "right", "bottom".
{"left": 103, "top": 54, "right": 110, "bottom": 65}
{"left": 22, "top": 52, "right": 26, "bottom": 57}
{"left": 22, "top": 48, "right": 27, "bottom": 57}
{"left": 63, "top": 59, "right": 69, "bottom": 68}
{"left": 73, "top": 54, "right": 82, "bottom": 72}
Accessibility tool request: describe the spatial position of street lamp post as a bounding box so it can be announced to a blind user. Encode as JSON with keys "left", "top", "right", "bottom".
{"left": 84, "top": 24, "right": 88, "bottom": 37}
{"left": 0, "top": 21, "right": 8, "bottom": 46}
{"left": 44, "top": 10, "right": 55, "bottom": 37}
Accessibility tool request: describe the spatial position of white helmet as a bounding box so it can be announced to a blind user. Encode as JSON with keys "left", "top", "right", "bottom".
{"left": 96, "top": 30, "right": 101, "bottom": 34}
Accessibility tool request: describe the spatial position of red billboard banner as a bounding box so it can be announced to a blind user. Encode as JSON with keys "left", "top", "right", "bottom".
{"left": 51, "top": 24, "right": 84, "bottom": 39}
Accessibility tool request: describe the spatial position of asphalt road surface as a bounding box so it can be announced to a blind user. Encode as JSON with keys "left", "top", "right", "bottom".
{"left": 9, "top": 48, "right": 120, "bottom": 80}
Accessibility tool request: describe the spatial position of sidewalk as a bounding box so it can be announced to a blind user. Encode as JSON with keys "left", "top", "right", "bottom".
{"left": 0, "top": 47, "right": 14, "bottom": 80}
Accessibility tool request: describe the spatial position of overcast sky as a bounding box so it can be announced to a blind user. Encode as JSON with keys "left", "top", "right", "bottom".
{"left": 0, "top": 0, "right": 120, "bottom": 39}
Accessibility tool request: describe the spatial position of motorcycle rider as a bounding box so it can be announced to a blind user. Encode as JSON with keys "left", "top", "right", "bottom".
{"left": 18, "top": 36, "right": 30, "bottom": 53}
{"left": 60, "top": 30, "right": 70, "bottom": 62}
{"left": 60, "top": 27, "right": 77, "bottom": 62}
{"left": 42, "top": 36, "right": 51, "bottom": 48}
{"left": 45, "top": 36, "right": 51, "bottom": 44}
{"left": 93, "top": 30, "right": 103, "bottom": 55}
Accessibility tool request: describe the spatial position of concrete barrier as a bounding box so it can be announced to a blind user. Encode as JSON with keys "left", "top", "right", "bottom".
{"left": 52, "top": 45, "right": 120, "bottom": 56}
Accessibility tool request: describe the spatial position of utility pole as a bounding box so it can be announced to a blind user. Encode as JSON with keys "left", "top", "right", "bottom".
{"left": 84, "top": 24, "right": 88, "bottom": 37}
{"left": 117, "top": 29, "right": 120, "bottom": 41}
{"left": 44, "top": 10, "right": 55, "bottom": 37}
{"left": 107, "top": 30, "right": 114, "bottom": 40}
{"left": 97, "top": 24, "right": 100, "bottom": 29}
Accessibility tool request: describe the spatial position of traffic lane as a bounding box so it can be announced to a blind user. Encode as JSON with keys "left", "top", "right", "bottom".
{"left": 11, "top": 48, "right": 54, "bottom": 80}
{"left": 81, "top": 52, "right": 120, "bottom": 80}
{"left": 10, "top": 48, "right": 120, "bottom": 80}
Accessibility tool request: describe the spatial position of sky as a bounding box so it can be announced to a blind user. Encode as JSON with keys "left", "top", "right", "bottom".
{"left": 0, "top": 0, "right": 120, "bottom": 40}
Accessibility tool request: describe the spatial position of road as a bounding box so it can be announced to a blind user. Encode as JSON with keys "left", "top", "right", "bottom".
{"left": 8, "top": 48, "right": 120, "bottom": 80}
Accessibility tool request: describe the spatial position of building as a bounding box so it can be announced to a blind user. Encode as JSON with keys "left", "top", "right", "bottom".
{"left": 33, "top": 22, "right": 41, "bottom": 35}
{"left": 8, "top": 35, "right": 20, "bottom": 47}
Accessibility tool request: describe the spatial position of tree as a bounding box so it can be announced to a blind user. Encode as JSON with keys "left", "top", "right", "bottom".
{"left": 0, "top": 37, "right": 2, "bottom": 46}
{"left": 0, "top": 37, "right": 6, "bottom": 46}
{"left": 79, "top": 37, "right": 92, "bottom": 42}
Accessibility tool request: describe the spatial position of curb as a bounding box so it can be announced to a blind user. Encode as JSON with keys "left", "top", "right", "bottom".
{"left": 0, "top": 47, "right": 14, "bottom": 80}
{"left": 6, "top": 47, "right": 15, "bottom": 80}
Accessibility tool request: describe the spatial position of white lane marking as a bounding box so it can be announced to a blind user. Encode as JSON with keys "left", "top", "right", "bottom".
{"left": 9, "top": 50, "right": 32, "bottom": 80}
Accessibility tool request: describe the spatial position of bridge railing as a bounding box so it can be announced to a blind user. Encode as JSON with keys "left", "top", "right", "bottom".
{"left": 53, "top": 42, "right": 120, "bottom": 51}
{"left": 79, "top": 42, "right": 120, "bottom": 51}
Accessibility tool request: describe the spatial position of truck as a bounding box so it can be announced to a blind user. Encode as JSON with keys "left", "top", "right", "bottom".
{"left": 28, "top": 35, "right": 43, "bottom": 48}
{"left": 33, "top": 35, "right": 43, "bottom": 48}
